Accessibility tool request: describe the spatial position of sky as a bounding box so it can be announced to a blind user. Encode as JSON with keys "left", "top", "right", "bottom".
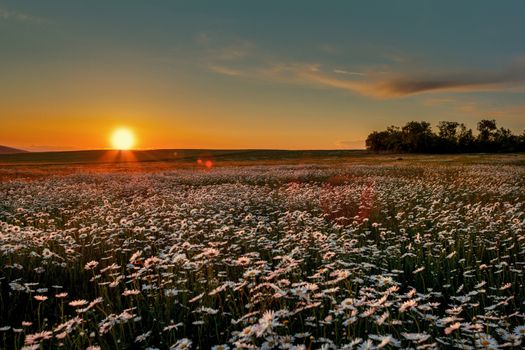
{"left": 1, "top": 0, "right": 525, "bottom": 151}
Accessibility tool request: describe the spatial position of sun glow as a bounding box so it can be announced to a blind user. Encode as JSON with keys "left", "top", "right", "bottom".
{"left": 111, "top": 128, "right": 135, "bottom": 150}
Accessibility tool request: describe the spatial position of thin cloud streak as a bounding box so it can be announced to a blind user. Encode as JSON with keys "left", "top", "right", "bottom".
{"left": 333, "top": 69, "right": 365, "bottom": 76}
{"left": 375, "top": 66, "right": 525, "bottom": 97}
{"left": 209, "top": 60, "right": 525, "bottom": 99}
{"left": 0, "top": 7, "right": 48, "bottom": 24}
{"left": 208, "top": 65, "right": 244, "bottom": 77}
{"left": 336, "top": 139, "right": 366, "bottom": 149}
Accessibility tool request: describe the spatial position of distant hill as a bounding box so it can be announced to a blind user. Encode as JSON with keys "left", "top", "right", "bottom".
{"left": 0, "top": 145, "right": 28, "bottom": 154}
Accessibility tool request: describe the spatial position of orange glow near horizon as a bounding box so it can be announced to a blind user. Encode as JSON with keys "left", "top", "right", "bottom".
{"left": 0, "top": 110, "right": 369, "bottom": 151}
{"left": 111, "top": 128, "right": 135, "bottom": 150}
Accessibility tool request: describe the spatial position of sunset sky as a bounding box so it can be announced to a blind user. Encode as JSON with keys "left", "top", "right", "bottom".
{"left": 1, "top": 1, "right": 525, "bottom": 151}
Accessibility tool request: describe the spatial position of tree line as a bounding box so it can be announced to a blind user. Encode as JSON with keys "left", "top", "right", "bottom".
{"left": 366, "top": 119, "right": 525, "bottom": 153}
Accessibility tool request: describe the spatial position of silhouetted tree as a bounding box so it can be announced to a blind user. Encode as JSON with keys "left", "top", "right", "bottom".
{"left": 401, "top": 121, "right": 434, "bottom": 152}
{"left": 385, "top": 126, "right": 404, "bottom": 152}
{"left": 437, "top": 121, "right": 460, "bottom": 152}
{"left": 457, "top": 124, "right": 475, "bottom": 152}
{"left": 477, "top": 119, "right": 498, "bottom": 152}
{"left": 365, "top": 131, "right": 388, "bottom": 151}
{"left": 366, "top": 119, "right": 522, "bottom": 153}
{"left": 494, "top": 127, "right": 518, "bottom": 152}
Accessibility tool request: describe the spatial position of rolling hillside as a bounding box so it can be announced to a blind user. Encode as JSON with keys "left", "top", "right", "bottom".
{"left": 0, "top": 145, "right": 28, "bottom": 154}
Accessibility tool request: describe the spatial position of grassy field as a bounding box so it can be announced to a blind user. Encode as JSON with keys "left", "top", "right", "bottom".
{"left": 1, "top": 149, "right": 524, "bottom": 178}
{"left": 1, "top": 149, "right": 524, "bottom": 165}
{"left": 0, "top": 149, "right": 372, "bottom": 165}
{"left": 0, "top": 151, "right": 524, "bottom": 349}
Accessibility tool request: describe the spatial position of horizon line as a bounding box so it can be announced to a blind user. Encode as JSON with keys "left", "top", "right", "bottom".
{"left": 1, "top": 147, "right": 368, "bottom": 154}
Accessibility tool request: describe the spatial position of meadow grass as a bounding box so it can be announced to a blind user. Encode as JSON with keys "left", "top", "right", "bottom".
{"left": 0, "top": 154, "right": 524, "bottom": 349}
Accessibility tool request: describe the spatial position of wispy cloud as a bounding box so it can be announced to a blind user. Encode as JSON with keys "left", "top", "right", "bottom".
{"left": 203, "top": 39, "right": 525, "bottom": 99}
{"left": 333, "top": 69, "right": 365, "bottom": 76}
{"left": 209, "top": 61, "right": 370, "bottom": 92}
{"left": 372, "top": 66, "right": 525, "bottom": 97}
{"left": 208, "top": 65, "right": 244, "bottom": 77}
{"left": 212, "top": 61, "right": 525, "bottom": 98}
{"left": 212, "top": 41, "right": 255, "bottom": 61}
{"left": 0, "top": 6, "right": 48, "bottom": 24}
{"left": 336, "top": 140, "right": 365, "bottom": 149}
{"left": 422, "top": 97, "right": 456, "bottom": 106}
{"left": 457, "top": 101, "right": 525, "bottom": 122}
{"left": 24, "top": 145, "right": 82, "bottom": 152}
{"left": 195, "top": 33, "right": 255, "bottom": 61}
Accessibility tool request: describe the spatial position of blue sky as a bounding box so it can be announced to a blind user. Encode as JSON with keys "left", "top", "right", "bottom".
{"left": 1, "top": 1, "right": 524, "bottom": 150}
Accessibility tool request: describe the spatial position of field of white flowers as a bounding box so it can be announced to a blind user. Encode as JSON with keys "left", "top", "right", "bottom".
{"left": 0, "top": 163, "right": 524, "bottom": 349}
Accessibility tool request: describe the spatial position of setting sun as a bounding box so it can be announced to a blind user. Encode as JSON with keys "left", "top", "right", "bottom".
{"left": 111, "top": 128, "right": 135, "bottom": 150}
